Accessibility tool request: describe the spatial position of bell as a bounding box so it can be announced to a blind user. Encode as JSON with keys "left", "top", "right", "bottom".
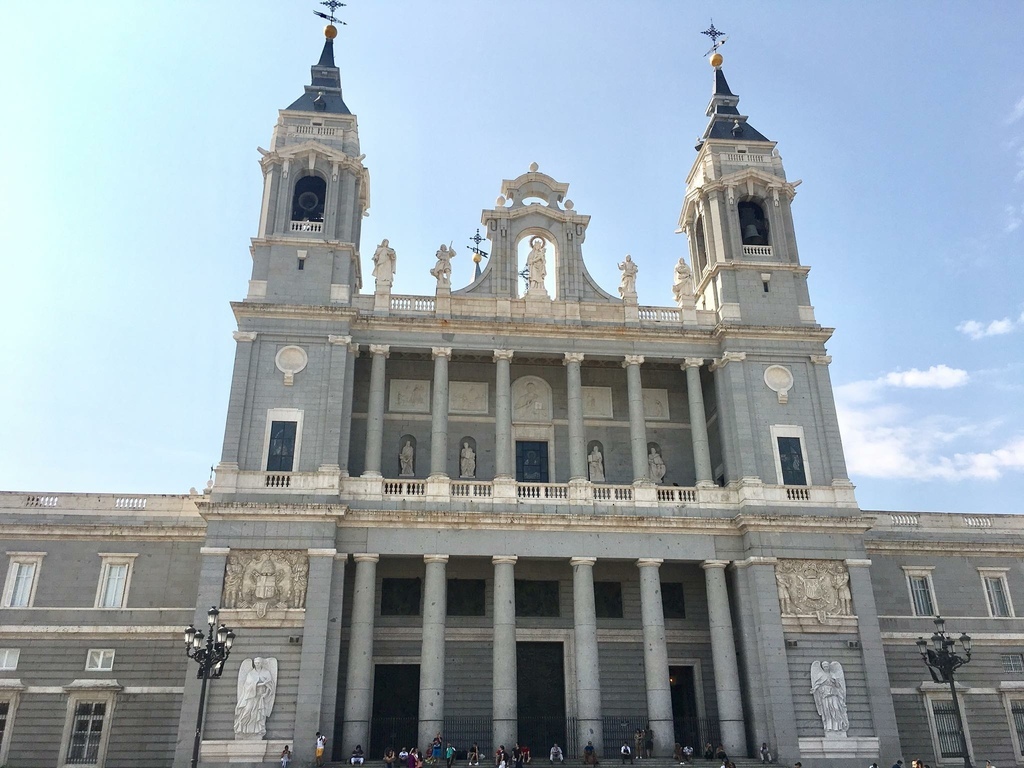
{"left": 742, "top": 224, "right": 765, "bottom": 245}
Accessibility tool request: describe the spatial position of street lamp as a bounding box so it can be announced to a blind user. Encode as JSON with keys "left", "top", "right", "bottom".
{"left": 184, "top": 606, "right": 236, "bottom": 768}
{"left": 917, "top": 616, "right": 972, "bottom": 768}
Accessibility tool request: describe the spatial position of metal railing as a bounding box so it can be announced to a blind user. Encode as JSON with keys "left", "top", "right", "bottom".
{"left": 673, "top": 717, "right": 721, "bottom": 752}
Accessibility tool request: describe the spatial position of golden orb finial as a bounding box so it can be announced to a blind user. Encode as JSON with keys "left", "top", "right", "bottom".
{"left": 473, "top": 253, "right": 482, "bottom": 264}
{"left": 324, "top": 24, "right": 338, "bottom": 40}
{"left": 710, "top": 52, "right": 723, "bottom": 68}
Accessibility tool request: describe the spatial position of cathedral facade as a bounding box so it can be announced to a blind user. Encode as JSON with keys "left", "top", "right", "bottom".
{"left": 2, "top": 28, "right": 1024, "bottom": 768}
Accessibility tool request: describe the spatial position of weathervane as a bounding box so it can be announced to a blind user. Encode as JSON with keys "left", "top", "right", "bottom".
{"left": 314, "top": 0, "right": 347, "bottom": 26}
{"left": 467, "top": 228, "right": 489, "bottom": 279}
{"left": 701, "top": 21, "right": 728, "bottom": 58}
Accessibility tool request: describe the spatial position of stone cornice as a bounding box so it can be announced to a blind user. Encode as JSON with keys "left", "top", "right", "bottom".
{"left": 200, "top": 501, "right": 348, "bottom": 523}
{"left": 734, "top": 513, "right": 875, "bottom": 534}
{"left": 866, "top": 539, "right": 1024, "bottom": 557}
{"left": 0, "top": 524, "right": 205, "bottom": 540}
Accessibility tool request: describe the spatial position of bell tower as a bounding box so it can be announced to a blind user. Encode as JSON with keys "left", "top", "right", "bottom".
{"left": 246, "top": 23, "right": 370, "bottom": 306}
{"left": 678, "top": 54, "right": 815, "bottom": 328}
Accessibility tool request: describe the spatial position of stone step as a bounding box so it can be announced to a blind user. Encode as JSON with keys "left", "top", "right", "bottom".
{"left": 325, "top": 761, "right": 783, "bottom": 768}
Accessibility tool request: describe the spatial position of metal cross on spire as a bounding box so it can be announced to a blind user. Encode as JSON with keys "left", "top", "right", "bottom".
{"left": 467, "top": 228, "right": 489, "bottom": 279}
{"left": 701, "top": 21, "right": 728, "bottom": 57}
{"left": 313, "top": 1, "right": 348, "bottom": 26}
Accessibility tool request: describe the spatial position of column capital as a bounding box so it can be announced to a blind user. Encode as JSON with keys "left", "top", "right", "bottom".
{"left": 353, "top": 553, "right": 381, "bottom": 563}
{"left": 701, "top": 559, "right": 731, "bottom": 570}
{"left": 348, "top": 341, "right": 361, "bottom": 354}
{"left": 709, "top": 351, "right": 746, "bottom": 371}
{"left": 622, "top": 354, "right": 645, "bottom": 368}
{"left": 569, "top": 556, "right": 597, "bottom": 567}
{"left": 563, "top": 352, "right": 586, "bottom": 365}
{"left": 493, "top": 349, "right": 515, "bottom": 362}
{"left": 844, "top": 558, "right": 872, "bottom": 568}
{"left": 810, "top": 354, "right": 833, "bottom": 365}
{"left": 232, "top": 331, "right": 257, "bottom": 343}
{"left": 424, "top": 554, "right": 450, "bottom": 564}
{"left": 200, "top": 546, "right": 230, "bottom": 556}
{"left": 636, "top": 557, "right": 663, "bottom": 569}
{"left": 369, "top": 344, "right": 391, "bottom": 358}
{"left": 308, "top": 548, "right": 339, "bottom": 557}
{"left": 432, "top": 347, "right": 453, "bottom": 360}
{"left": 682, "top": 358, "right": 705, "bottom": 370}
{"left": 492, "top": 555, "right": 518, "bottom": 565}
{"left": 733, "top": 555, "right": 777, "bottom": 569}
{"left": 329, "top": 335, "right": 353, "bottom": 346}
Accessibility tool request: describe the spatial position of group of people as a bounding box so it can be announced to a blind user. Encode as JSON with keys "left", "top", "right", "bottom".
{"left": 382, "top": 734, "right": 470, "bottom": 768}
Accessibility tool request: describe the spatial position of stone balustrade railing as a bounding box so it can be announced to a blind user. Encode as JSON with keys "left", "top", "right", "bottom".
{"left": 289, "top": 220, "right": 323, "bottom": 233}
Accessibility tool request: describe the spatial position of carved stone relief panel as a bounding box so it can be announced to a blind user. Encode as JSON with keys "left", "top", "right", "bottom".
{"left": 581, "top": 386, "right": 613, "bottom": 418}
{"left": 642, "top": 388, "right": 670, "bottom": 421}
{"left": 449, "top": 381, "right": 488, "bottom": 414}
{"left": 512, "top": 376, "right": 552, "bottom": 422}
{"left": 389, "top": 380, "right": 431, "bottom": 413}
{"left": 223, "top": 550, "right": 309, "bottom": 617}
{"left": 774, "top": 559, "right": 853, "bottom": 624}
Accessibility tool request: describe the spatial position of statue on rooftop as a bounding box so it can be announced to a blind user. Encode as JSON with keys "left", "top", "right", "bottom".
{"left": 430, "top": 244, "right": 453, "bottom": 288}
{"left": 672, "top": 257, "right": 693, "bottom": 306}
{"left": 618, "top": 254, "right": 638, "bottom": 298}
{"left": 372, "top": 238, "right": 396, "bottom": 290}
{"left": 526, "top": 236, "right": 548, "bottom": 294}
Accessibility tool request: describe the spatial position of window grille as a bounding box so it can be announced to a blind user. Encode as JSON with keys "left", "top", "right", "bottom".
{"left": 67, "top": 701, "right": 106, "bottom": 764}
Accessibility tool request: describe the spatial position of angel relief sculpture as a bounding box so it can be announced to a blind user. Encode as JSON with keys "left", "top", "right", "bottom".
{"left": 810, "top": 661, "right": 849, "bottom": 737}
{"left": 223, "top": 550, "right": 309, "bottom": 617}
{"left": 774, "top": 559, "right": 853, "bottom": 623}
{"left": 234, "top": 657, "right": 278, "bottom": 740}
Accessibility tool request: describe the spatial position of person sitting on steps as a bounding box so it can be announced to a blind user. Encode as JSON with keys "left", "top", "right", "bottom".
{"left": 583, "top": 742, "right": 599, "bottom": 766}
{"left": 550, "top": 744, "right": 564, "bottom": 765}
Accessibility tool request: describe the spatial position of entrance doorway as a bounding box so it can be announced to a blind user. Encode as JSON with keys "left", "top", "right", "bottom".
{"left": 516, "top": 442, "right": 549, "bottom": 483}
{"left": 517, "top": 642, "right": 566, "bottom": 755}
{"left": 371, "top": 663, "right": 419, "bottom": 755}
{"left": 669, "top": 665, "right": 712, "bottom": 749}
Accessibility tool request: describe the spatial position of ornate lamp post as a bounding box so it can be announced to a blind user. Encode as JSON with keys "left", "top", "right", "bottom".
{"left": 184, "top": 606, "right": 236, "bottom": 768}
{"left": 916, "top": 616, "right": 972, "bottom": 768}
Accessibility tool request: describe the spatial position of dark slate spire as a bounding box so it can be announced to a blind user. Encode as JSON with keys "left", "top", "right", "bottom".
{"left": 699, "top": 64, "right": 769, "bottom": 144}
{"left": 286, "top": 31, "right": 351, "bottom": 115}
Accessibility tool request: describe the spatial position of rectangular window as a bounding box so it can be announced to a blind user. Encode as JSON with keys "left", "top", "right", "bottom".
{"left": 908, "top": 574, "right": 935, "bottom": 617}
{"left": 66, "top": 701, "right": 106, "bottom": 764}
{"left": 2, "top": 554, "right": 45, "bottom": 608}
{"left": 267, "top": 420, "right": 298, "bottom": 472}
{"left": 380, "top": 578, "right": 421, "bottom": 616}
{"left": 0, "top": 701, "right": 8, "bottom": 757}
{"left": 94, "top": 555, "right": 136, "bottom": 609}
{"left": 986, "top": 577, "right": 1012, "bottom": 617}
{"left": 447, "top": 579, "right": 485, "bottom": 617}
{"left": 594, "top": 582, "right": 623, "bottom": 619}
{"left": 85, "top": 650, "right": 115, "bottom": 672}
{"left": 931, "top": 700, "right": 965, "bottom": 758}
{"left": 1003, "top": 654, "right": 1024, "bottom": 673}
{"left": 777, "top": 437, "right": 807, "bottom": 486}
{"left": 515, "top": 580, "right": 560, "bottom": 617}
{"left": 0, "top": 649, "right": 19, "bottom": 671}
{"left": 1012, "top": 701, "right": 1024, "bottom": 756}
{"left": 661, "top": 582, "right": 687, "bottom": 619}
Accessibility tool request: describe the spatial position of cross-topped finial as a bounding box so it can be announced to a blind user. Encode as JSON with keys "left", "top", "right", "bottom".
{"left": 701, "top": 21, "right": 728, "bottom": 57}
{"left": 314, "top": 1, "right": 348, "bottom": 26}
{"left": 466, "top": 228, "right": 489, "bottom": 279}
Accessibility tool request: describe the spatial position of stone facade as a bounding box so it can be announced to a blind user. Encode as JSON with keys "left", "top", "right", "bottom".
{"left": 0, "top": 30, "right": 1021, "bottom": 768}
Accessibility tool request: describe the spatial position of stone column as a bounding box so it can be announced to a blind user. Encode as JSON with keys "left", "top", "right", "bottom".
{"left": 683, "top": 360, "right": 714, "bottom": 487}
{"left": 322, "top": 336, "right": 352, "bottom": 472}
{"left": 636, "top": 558, "right": 674, "bottom": 757}
{"left": 319, "top": 554, "right": 348, "bottom": 756}
{"left": 429, "top": 349, "right": 452, "bottom": 478}
{"left": 219, "top": 331, "right": 257, "bottom": 466}
{"left": 338, "top": 341, "right": 359, "bottom": 476}
{"left": 492, "top": 555, "right": 518, "bottom": 751}
{"left": 342, "top": 553, "right": 380, "bottom": 754}
{"left": 623, "top": 355, "right": 650, "bottom": 484}
{"left": 362, "top": 345, "right": 390, "bottom": 477}
{"left": 571, "top": 557, "right": 604, "bottom": 753}
{"left": 494, "top": 351, "right": 515, "bottom": 479}
{"left": 418, "top": 555, "right": 449, "bottom": 749}
{"left": 295, "top": 549, "right": 338, "bottom": 764}
{"left": 846, "top": 559, "right": 903, "bottom": 760}
{"left": 172, "top": 546, "right": 229, "bottom": 768}
{"left": 702, "top": 560, "right": 746, "bottom": 756}
{"left": 564, "top": 353, "right": 587, "bottom": 481}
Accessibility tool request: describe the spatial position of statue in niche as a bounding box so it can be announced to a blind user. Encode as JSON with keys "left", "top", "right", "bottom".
{"left": 647, "top": 446, "right": 667, "bottom": 484}
{"left": 672, "top": 258, "right": 693, "bottom": 306}
{"left": 588, "top": 446, "right": 605, "bottom": 482}
{"left": 810, "top": 661, "right": 849, "bottom": 737}
{"left": 618, "top": 254, "right": 638, "bottom": 297}
{"left": 460, "top": 442, "right": 477, "bottom": 478}
{"left": 774, "top": 560, "right": 853, "bottom": 623}
{"left": 223, "top": 550, "right": 309, "bottom": 617}
{"left": 372, "top": 238, "right": 396, "bottom": 289}
{"left": 399, "top": 440, "right": 415, "bottom": 477}
{"left": 430, "top": 244, "right": 453, "bottom": 287}
{"left": 526, "top": 236, "right": 548, "bottom": 293}
{"left": 234, "top": 657, "right": 278, "bottom": 740}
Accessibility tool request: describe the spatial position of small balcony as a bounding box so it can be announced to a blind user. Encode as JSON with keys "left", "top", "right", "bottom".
{"left": 289, "top": 220, "right": 323, "bottom": 233}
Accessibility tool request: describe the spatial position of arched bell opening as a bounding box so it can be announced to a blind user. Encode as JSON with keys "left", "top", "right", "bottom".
{"left": 291, "top": 174, "right": 327, "bottom": 223}
{"left": 737, "top": 200, "right": 769, "bottom": 246}
{"left": 694, "top": 216, "right": 709, "bottom": 275}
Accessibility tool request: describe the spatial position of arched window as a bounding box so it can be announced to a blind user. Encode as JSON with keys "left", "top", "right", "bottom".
{"left": 738, "top": 200, "right": 769, "bottom": 246}
{"left": 694, "top": 216, "right": 709, "bottom": 274}
{"left": 291, "top": 175, "right": 327, "bottom": 222}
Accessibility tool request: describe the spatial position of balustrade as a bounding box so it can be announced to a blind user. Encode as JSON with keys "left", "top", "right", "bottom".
{"left": 289, "top": 220, "right": 323, "bottom": 233}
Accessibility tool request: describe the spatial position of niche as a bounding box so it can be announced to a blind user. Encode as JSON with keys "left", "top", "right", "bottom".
{"left": 291, "top": 175, "right": 327, "bottom": 222}
{"left": 738, "top": 200, "right": 769, "bottom": 246}
{"left": 397, "top": 434, "right": 417, "bottom": 477}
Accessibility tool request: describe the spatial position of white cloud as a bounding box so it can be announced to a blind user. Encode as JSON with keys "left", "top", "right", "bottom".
{"left": 957, "top": 310, "right": 1024, "bottom": 339}
{"left": 1008, "top": 203, "right": 1024, "bottom": 232}
{"left": 881, "top": 364, "right": 969, "bottom": 389}
{"left": 1009, "top": 96, "right": 1024, "bottom": 125}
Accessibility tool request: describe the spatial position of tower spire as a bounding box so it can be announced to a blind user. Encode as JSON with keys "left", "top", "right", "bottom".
{"left": 286, "top": 6, "right": 351, "bottom": 114}
{"left": 695, "top": 30, "right": 769, "bottom": 146}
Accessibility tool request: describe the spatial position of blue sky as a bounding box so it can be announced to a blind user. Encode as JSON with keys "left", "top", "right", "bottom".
{"left": 1, "top": 2, "right": 1021, "bottom": 514}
